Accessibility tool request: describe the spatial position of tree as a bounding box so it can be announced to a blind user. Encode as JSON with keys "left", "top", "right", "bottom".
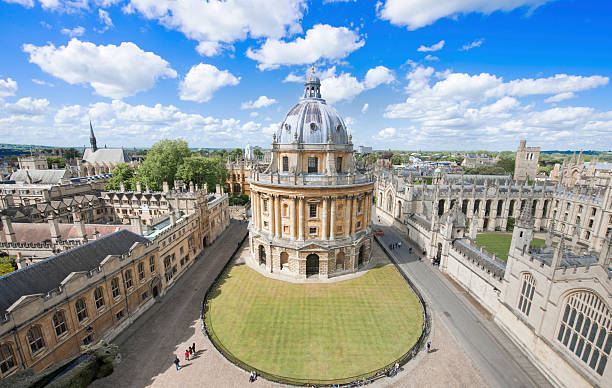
{"left": 365, "top": 154, "right": 377, "bottom": 164}
{"left": 253, "top": 148, "right": 264, "bottom": 158}
{"left": 465, "top": 166, "right": 507, "bottom": 175}
{"left": 135, "top": 139, "right": 191, "bottom": 190}
{"left": 496, "top": 158, "right": 515, "bottom": 173}
{"left": 230, "top": 148, "right": 243, "bottom": 161}
{"left": 176, "top": 156, "right": 228, "bottom": 191}
{"left": 229, "top": 194, "right": 250, "bottom": 206}
{"left": 64, "top": 148, "right": 80, "bottom": 160}
{"left": 391, "top": 154, "right": 402, "bottom": 165}
{"left": 0, "top": 256, "right": 17, "bottom": 276}
{"left": 46, "top": 156, "right": 66, "bottom": 169}
{"left": 105, "top": 163, "right": 136, "bottom": 190}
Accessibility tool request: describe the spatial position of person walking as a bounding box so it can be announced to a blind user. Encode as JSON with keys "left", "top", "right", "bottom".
{"left": 192, "top": 342, "right": 196, "bottom": 353}
{"left": 427, "top": 341, "right": 431, "bottom": 353}
{"left": 185, "top": 349, "right": 190, "bottom": 361}
{"left": 173, "top": 355, "right": 180, "bottom": 370}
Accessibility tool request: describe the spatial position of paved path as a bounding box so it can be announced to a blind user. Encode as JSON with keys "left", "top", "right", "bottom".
{"left": 376, "top": 222, "right": 553, "bottom": 388}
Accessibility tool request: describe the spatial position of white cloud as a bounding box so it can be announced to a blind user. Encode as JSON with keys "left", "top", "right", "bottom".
{"left": 364, "top": 66, "right": 395, "bottom": 88}
{"left": 250, "top": 111, "right": 259, "bottom": 117}
{"left": 544, "top": 92, "right": 575, "bottom": 103}
{"left": 320, "top": 65, "right": 394, "bottom": 104}
{"left": 460, "top": 38, "right": 484, "bottom": 51}
{"left": 3, "top": 0, "right": 34, "bottom": 7}
{"left": 0, "top": 77, "right": 18, "bottom": 98}
{"left": 23, "top": 38, "right": 177, "bottom": 99}
{"left": 378, "top": 127, "right": 396, "bottom": 139}
{"left": 179, "top": 63, "right": 239, "bottom": 103}
{"left": 196, "top": 41, "right": 221, "bottom": 57}
{"left": 361, "top": 103, "right": 369, "bottom": 113}
{"left": 32, "top": 78, "right": 54, "bottom": 87}
{"left": 125, "top": 0, "right": 307, "bottom": 55}
{"left": 424, "top": 54, "right": 439, "bottom": 61}
{"left": 379, "top": 0, "right": 552, "bottom": 30}
{"left": 3, "top": 97, "right": 49, "bottom": 115}
{"left": 61, "top": 26, "right": 85, "bottom": 37}
{"left": 417, "top": 40, "right": 444, "bottom": 52}
{"left": 246, "top": 24, "right": 365, "bottom": 70}
{"left": 241, "top": 95, "right": 277, "bottom": 109}
{"left": 97, "top": 9, "right": 113, "bottom": 32}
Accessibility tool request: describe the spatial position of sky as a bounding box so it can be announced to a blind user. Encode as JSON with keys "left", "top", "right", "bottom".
{"left": 0, "top": 0, "right": 611, "bottom": 151}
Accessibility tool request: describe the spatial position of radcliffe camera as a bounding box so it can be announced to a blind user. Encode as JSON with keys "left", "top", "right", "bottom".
{"left": 0, "top": 1, "right": 610, "bottom": 388}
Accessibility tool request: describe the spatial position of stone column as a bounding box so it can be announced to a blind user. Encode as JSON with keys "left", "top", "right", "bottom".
{"left": 298, "top": 198, "right": 304, "bottom": 240}
{"left": 347, "top": 196, "right": 354, "bottom": 235}
{"left": 270, "top": 195, "right": 276, "bottom": 237}
{"left": 257, "top": 193, "right": 263, "bottom": 230}
{"left": 292, "top": 197, "right": 298, "bottom": 239}
{"left": 250, "top": 191, "right": 256, "bottom": 227}
{"left": 322, "top": 197, "right": 329, "bottom": 239}
{"left": 275, "top": 195, "right": 281, "bottom": 236}
{"left": 330, "top": 197, "right": 336, "bottom": 239}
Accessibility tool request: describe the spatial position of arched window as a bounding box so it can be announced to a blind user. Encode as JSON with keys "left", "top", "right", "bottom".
{"left": 149, "top": 256, "right": 156, "bottom": 274}
{"left": 125, "top": 269, "right": 133, "bottom": 289}
{"left": 111, "top": 277, "right": 120, "bottom": 299}
{"left": 52, "top": 311, "right": 68, "bottom": 337}
{"left": 94, "top": 287, "right": 105, "bottom": 310}
{"left": 26, "top": 326, "right": 45, "bottom": 354}
{"left": 518, "top": 273, "right": 535, "bottom": 316}
{"left": 282, "top": 156, "right": 289, "bottom": 172}
{"left": 0, "top": 343, "right": 16, "bottom": 373}
{"left": 557, "top": 291, "right": 611, "bottom": 376}
{"left": 138, "top": 262, "right": 145, "bottom": 281}
{"left": 75, "top": 298, "right": 88, "bottom": 322}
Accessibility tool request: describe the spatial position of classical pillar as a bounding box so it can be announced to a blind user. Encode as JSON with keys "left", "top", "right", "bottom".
{"left": 330, "top": 197, "right": 336, "bottom": 239}
{"left": 258, "top": 194, "right": 264, "bottom": 230}
{"left": 322, "top": 197, "right": 329, "bottom": 239}
{"left": 292, "top": 197, "right": 298, "bottom": 239}
{"left": 250, "top": 191, "right": 257, "bottom": 228}
{"left": 346, "top": 196, "right": 353, "bottom": 235}
{"left": 298, "top": 198, "right": 304, "bottom": 240}
{"left": 270, "top": 195, "right": 276, "bottom": 237}
{"left": 275, "top": 195, "right": 281, "bottom": 236}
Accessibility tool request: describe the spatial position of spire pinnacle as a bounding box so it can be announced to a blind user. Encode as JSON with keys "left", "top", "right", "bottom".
{"left": 89, "top": 120, "right": 98, "bottom": 152}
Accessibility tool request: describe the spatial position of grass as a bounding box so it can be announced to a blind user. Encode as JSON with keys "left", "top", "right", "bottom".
{"left": 475, "top": 233, "right": 545, "bottom": 262}
{"left": 205, "top": 264, "right": 423, "bottom": 383}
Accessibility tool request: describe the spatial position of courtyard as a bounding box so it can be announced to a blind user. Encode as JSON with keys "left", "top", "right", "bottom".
{"left": 475, "top": 233, "right": 545, "bottom": 262}
{"left": 204, "top": 263, "right": 424, "bottom": 385}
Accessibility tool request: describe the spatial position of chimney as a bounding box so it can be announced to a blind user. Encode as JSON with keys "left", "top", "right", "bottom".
{"left": 189, "top": 181, "right": 194, "bottom": 193}
{"left": 1, "top": 216, "right": 16, "bottom": 243}
{"left": 203, "top": 184, "right": 208, "bottom": 194}
{"left": 135, "top": 181, "right": 142, "bottom": 193}
{"left": 48, "top": 215, "right": 61, "bottom": 244}
{"left": 130, "top": 216, "right": 143, "bottom": 235}
{"left": 145, "top": 183, "right": 150, "bottom": 192}
{"left": 162, "top": 181, "right": 169, "bottom": 193}
{"left": 170, "top": 212, "right": 176, "bottom": 226}
{"left": 215, "top": 184, "right": 221, "bottom": 195}
{"left": 4, "top": 194, "right": 14, "bottom": 208}
{"left": 120, "top": 181, "right": 125, "bottom": 192}
{"left": 41, "top": 189, "right": 50, "bottom": 202}
{"left": 74, "top": 212, "right": 87, "bottom": 242}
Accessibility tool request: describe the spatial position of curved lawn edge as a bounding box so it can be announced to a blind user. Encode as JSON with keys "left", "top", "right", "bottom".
{"left": 200, "top": 238, "right": 431, "bottom": 387}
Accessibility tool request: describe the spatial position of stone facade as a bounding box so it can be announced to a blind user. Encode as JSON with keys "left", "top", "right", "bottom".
{"left": 514, "top": 140, "right": 540, "bottom": 181}
{"left": 17, "top": 157, "right": 47, "bottom": 170}
{"left": 247, "top": 69, "right": 374, "bottom": 280}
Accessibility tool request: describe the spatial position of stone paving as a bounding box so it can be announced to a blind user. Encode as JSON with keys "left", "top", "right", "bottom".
{"left": 91, "top": 220, "right": 487, "bottom": 387}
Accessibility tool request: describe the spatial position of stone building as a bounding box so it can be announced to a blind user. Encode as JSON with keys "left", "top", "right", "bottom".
{"left": 17, "top": 157, "right": 47, "bottom": 170}
{"left": 514, "top": 140, "right": 540, "bottom": 181}
{"left": 78, "top": 123, "right": 137, "bottom": 177}
{"left": 226, "top": 159, "right": 253, "bottom": 195}
{"left": 550, "top": 151, "right": 612, "bottom": 188}
{"left": 248, "top": 69, "right": 375, "bottom": 279}
{"left": 461, "top": 153, "right": 499, "bottom": 169}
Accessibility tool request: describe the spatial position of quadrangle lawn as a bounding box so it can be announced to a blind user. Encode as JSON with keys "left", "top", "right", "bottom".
{"left": 204, "top": 264, "right": 423, "bottom": 383}
{"left": 475, "top": 233, "right": 545, "bottom": 262}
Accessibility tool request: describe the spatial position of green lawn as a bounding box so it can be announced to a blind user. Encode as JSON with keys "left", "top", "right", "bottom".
{"left": 475, "top": 233, "right": 545, "bottom": 262}
{"left": 204, "top": 265, "right": 423, "bottom": 384}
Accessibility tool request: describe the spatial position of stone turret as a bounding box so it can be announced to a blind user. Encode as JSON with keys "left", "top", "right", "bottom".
{"left": 1, "top": 216, "right": 16, "bottom": 243}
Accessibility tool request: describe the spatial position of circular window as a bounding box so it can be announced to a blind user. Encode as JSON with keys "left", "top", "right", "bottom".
{"left": 336, "top": 124, "right": 342, "bottom": 132}
{"left": 310, "top": 122, "right": 317, "bottom": 131}
{"left": 284, "top": 123, "right": 291, "bottom": 132}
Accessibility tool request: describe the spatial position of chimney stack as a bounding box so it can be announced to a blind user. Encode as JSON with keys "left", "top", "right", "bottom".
{"left": 136, "top": 181, "right": 142, "bottom": 193}
{"left": 120, "top": 181, "right": 125, "bottom": 192}
{"left": 170, "top": 212, "right": 176, "bottom": 226}
{"left": 48, "top": 215, "right": 61, "bottom": 244}
{"left": 163, "top": 181, "right": 169, "bottom": 193}
{"left": 74, "top": 212, "right": 87, "bottom": 242}
{"left": 130, "top": 215, "right": 143, "bottom": 235}
{"left": 215, "top": 184, "right": 221, "bottom": 195}
{"left": 1, "top": 216, "right": 16, "bottom": 243}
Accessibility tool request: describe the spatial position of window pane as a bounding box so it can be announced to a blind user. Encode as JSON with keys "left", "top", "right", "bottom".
{"left": 589, "top": 323, "right": 599, "bottom": 342}
{"left": 590, "top": 349, "right": 599, "bottom": 369}
{"left": 558, "top": 324, "right": 565, "bottom": 341}
{"left": 582, "top": 344, "right": 592, "bottom": 363}
{"left": 596, "top": 355, "right": 607, "bottom": 376}
{"left": 569, "top": 309, "right": 576, "bottom": 326}
{"left": 596, "top": 329, "right": 606, "bottom": 348}
{"left": 570, "top": 333, "right": 578, "bottom": 351}
{"left": 604, "top": 334, "right": 611, "bottom": 355}
{"left": 562, "top": 305, "right": 570, "bottom": 322}
{"left": 576, "top": 338, "right": 585, "bottom": 358}
{"left": 582, "top": 318, "right": 591, "bottom": 337}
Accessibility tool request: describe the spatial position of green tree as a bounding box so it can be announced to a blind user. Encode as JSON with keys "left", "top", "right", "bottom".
{"left": 105, "top": 163, "right": 136, "bottom": 190}
{"left": 465, "top": 166, "right": 507, "bottom": 175}
{"left": 176, "top": 156, "right": 228, "bottom": 191}
{"left": 253, "top": 148, "right": 264, "bottom": 158}
{"left": 0, "top": 256, "right": 17, "bottom": 276}
{"left": 46, "top": 156, "right": 66, "bottom": 168}
{"left": 391, "top": 154, "right": 402, "bottom": 165}
{"left": 135, "top": 139, "right": 191, "bottom": 190}
{"left": 229, "top": 148, "right": 243, "bottom": 161}
{"left": 496, "top": 158, "right": 515, "bottom": 173}
{"left": 64, "top": 148, "right": 80, "bottom": 160}
{"left": 365, "top": 154, "right": 377, "bottom": 164}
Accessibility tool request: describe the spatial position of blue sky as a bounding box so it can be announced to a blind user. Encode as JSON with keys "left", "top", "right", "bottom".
{"left": 0, "top": 0, "right": 611, "bottom": 151}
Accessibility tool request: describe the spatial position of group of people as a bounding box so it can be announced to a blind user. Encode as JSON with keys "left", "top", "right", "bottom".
{"left": 388, "top": 241, "right": 402, "bottom": 250}
{"left": 173, "top": 342, "right": 197, "bottom": 370}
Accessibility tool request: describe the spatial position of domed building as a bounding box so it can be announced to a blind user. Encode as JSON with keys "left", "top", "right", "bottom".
{"left": 248, "top": 68, "right": 375, "bottom": 279}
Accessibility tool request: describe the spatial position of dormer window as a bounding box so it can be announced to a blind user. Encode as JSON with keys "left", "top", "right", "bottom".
{"left": 310, "top": 122, "right": 317, "bottom": 132}
{"left": 336, "top": 124, "right": 342, "bottom": 132}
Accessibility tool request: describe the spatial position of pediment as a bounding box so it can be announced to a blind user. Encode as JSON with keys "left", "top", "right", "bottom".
{"left": 297, "top": 242, "right": 328, "bottom": 251}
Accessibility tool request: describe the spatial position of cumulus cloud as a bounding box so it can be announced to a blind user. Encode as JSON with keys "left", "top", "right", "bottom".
{"left": 379, "top": 0, "right": 552, "bottom": 30}
{"left": 378, "top": 127, "right": 396, "bottom": 139}
{"left": 544, "top": 92, "right": 575, "bottom": 103}
{"left": 361, "top": 103, "right": 369, "bottom": 113}
{"left": 3, "top": 0, "right": 35, "bottom": 7}
{"left": 61, "top": 26, "right": 85, "bottom": 37}
{"left": 179, "top": 63, "right": 239, "bottom": 103}
{"left": 32, "top": 78, "right": 54, "bottom": 87}
{"left": 0, "top": 77, "right": 18, "bottom": 98}
{"left": 417, "top": 40, "right": 444, "bottom": 52}
{"left": 364, "top": 66, "right": 395, "bottom": 88}
{"left": 318, "top": 66, "right": 394, "bottom": 104}
{"left": 3, "top": 97, "right": 49, "bottom": 115}
{"left": 241, "top": 95, "right": 277, "bottom": 109}
{"left": 196, "top": 41, "right": 222, "bottom": 57}
{"left": 246, "top": 24, "right": 365, "bottom": 70}
{"left": 424, "top": 55, "right": 439, "bottom": 61}
{"left": 379, "top": 63, "right": 611, "bottom": 149}
{"left": 124, "top": 0, "right": 306, "bottom": 55}
{"left": 97, "top": 9, "right": 113, "bottom": 32}
{"left": 23, "top": 39, "right": 177, "bottom": 99}
{"left": 460, "top": 38, "right": 484, "bottom": 51}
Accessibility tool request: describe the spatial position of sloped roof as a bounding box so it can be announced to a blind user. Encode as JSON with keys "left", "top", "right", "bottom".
{"left": 0, "top": 222, "right": 135, "bottom": 243}
{"left": 0, "top": 230, "right": 149, "bottom": 315}
{"left": 82, "top": 148, "right": 129, "bottom": 164}
{"left": 10, "top": 169, "right": 71, "bottom": 184}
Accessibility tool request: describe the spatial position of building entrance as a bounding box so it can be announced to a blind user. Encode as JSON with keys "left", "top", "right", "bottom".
{"left": 306, "top": 254, "right": 319, "bottom": 276}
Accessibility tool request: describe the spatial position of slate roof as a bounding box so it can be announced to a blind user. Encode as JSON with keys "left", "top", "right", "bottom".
{"left": 82, "top": 148, "right": 129, "bottom": 164}
{"left": 10, "top": 169, "right": 71, "bottom": 184}
{"left": 0, "top": 229, "right": 149, "bottom": 316}
{"left": 0, "top": 222, "right": 134, "bottom": 243}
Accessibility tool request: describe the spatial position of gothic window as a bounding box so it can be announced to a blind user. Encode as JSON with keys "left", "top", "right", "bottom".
{"left": 53, "top": 311, "right": 68, "bottom": 337}
{"left": 0, "top": 343, "right": 16, "bottom": 373}
{"left": 94, "top": 287, "right": 105, "bottom": 310}
{"left": 111, "top": 277, "right": 120, "bottom": 299}
{"left": 149, "top": 256, "right": 156, "bottom": 274}
{"left": 557, "top": 291, "right": 611, "bottom": 376}
{"left": 138, "top": 262, "right": 145, "bottom": 281}
{"left": 518, "top": 273, "right": 535, "bottom": 316}
{"left": 26, "top": 326, "right": 45, "bottom": 354}
{"left": 309, "top": 204, "right": 317, "bottom": 218}
{"left": 336, "top": 157, "right": 342, "bottom": 173}
{"left": 282, "top": 156, "right": 289, "bottom": 172}
{"left": 75, "top": 298, "right": 88, "bottom": 322}
{"left": 308, "top": 157, "right": 318, "bottom": 173}
{"left": 125, "top": 270, "right": 133, "bottom": 289}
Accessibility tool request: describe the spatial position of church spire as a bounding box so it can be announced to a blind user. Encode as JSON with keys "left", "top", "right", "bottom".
{"left": 89, "top": 120, "right": 98, "bottom": 152}
{"left": 303, "top": 66, "right": 321, "bottom": 99}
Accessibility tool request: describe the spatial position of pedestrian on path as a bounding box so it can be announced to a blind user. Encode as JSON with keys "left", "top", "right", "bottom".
{"left": 189, "top": 346, "right": 193, "bottom": 356}
{"left": 185, "top": 349, "right": 190, "bottom": 361}
{"left": 192, "top": 342, "right": 196, "bottom": 353}
{"left": 249, "top": 371, "right": 257, "bottom": 383}
{"left": 398, "top": 241, "right": 402, "bottom": 248}
{"left": 427, "top": 341, "right": 431, "bottom": 353}
{"left": 173, "top": 355, "right": 180, "bottom": 370}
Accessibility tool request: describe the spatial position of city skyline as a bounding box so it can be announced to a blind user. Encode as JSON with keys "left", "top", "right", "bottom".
{"left": 1, "top": 0, "right": 611, "bottom": 150}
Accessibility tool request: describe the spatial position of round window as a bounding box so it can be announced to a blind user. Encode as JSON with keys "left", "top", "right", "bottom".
{"left": 284, "top": 123, "right": 291, "bottom": 131}
{"left": 336, "top": 124, "right": 342, "bottom": 132}
{"left": 310, "top": 122, "right": 317, "bottom": 131}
